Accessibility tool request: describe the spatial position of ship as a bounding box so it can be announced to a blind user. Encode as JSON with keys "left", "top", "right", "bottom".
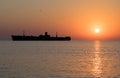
{"left": 11, "top": 32, "right": 71, "bottom": 41}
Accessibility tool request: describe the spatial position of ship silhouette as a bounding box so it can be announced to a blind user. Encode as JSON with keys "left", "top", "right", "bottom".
{"left": 11, "top": 32, "right": 71, "bottom": 41}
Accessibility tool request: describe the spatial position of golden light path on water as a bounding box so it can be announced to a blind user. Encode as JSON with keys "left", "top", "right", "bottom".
{"left": 92, "top": 41, "right": 102, "bottom": 77}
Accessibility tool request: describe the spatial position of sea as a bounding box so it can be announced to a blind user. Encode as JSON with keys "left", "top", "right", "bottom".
{"left": 0, "top": 41, "right": 120, "bottom": 78}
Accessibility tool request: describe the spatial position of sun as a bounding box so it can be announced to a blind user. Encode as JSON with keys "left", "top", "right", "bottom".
{"left": 95, "top": 28, "right": 100, "bottom": 33}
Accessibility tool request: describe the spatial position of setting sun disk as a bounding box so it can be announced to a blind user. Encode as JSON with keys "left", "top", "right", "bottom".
{"left": 95, "top": 28, "right": 100, "bottom": 33}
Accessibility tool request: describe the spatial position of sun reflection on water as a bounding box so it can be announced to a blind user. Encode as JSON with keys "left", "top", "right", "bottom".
{"left": 92, "top": 41, "right": 103, "bottom": 77}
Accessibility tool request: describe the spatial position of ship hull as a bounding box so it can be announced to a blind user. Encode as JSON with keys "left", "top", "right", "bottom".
{"left": 11, "top": 35, "right": 71, "bottom": 41}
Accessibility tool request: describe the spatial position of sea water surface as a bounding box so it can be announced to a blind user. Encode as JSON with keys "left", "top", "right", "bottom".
{"left": 0, "top": 41, "right": 120, "bottom": 78}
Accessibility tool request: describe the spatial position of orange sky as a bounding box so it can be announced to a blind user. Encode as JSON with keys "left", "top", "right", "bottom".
{"left": 0, "top": 0, "right": 120, "bottom": 40}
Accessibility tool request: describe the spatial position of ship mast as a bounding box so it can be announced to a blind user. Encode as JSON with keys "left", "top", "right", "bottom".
{"left": 23, "top": 30, "right": 25, "bottom": 36}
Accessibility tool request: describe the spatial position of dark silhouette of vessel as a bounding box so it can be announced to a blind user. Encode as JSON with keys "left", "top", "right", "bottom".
{"left": 11, "top": 32, "right": 71, "bottom": 41}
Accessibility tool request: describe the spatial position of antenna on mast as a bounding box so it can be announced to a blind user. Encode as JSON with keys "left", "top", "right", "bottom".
{"left": 56, "top": 32, "right": 58, "bottom": 38}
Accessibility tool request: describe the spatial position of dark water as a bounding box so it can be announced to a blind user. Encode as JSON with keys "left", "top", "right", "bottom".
{"left": 0, "top": 41, "right": 120, "bottom": 78}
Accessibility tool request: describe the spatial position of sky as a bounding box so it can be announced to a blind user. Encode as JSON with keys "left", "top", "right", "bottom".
{"left": 0, "top": 0, "right": 120, "bottom": 40}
